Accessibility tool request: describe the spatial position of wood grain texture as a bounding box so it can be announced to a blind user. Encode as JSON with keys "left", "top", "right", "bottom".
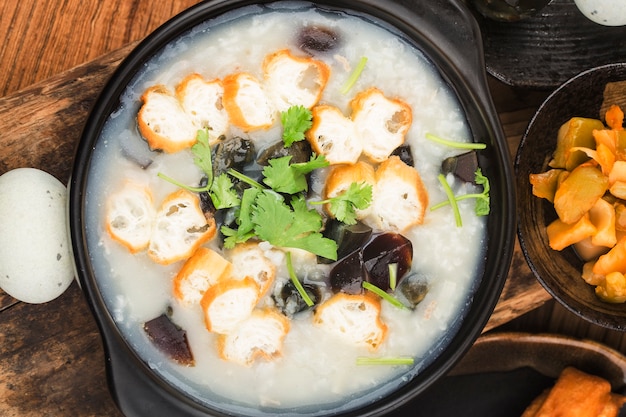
{"left": 0, "top": 0, "right": 201, "bottom": 96}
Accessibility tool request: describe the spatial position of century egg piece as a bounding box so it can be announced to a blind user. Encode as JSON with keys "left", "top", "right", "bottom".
{"left": 441, "top": 150, "right": 479, "bottom": 184}
{"left": 329, "top": 250, "right": 366, "bottom": 294}
{"left": 321, "top": 219, "right": 372, "bottom": 263}
{"left": 362, "top": 233, "right": 413, "bottom": 291}
{"left": 212, "top": 136, "right": 255, "bottom": 175}
{"left": 273, "top": 280, "right": 323, "bottom": 317}
{"left": 256, "top": 139, "right": 313, "bottom": 166}
{"left": 144, "top": 313, "right": 195, "bottom": 366}
{"left": 297, "top": 25, "right": 341, "bottom": 55}
{"left": 391, "top": 145, "right": 414, "bottom": 167}
{"left": 396, "top": 272, "right": 430, "bottom": 309}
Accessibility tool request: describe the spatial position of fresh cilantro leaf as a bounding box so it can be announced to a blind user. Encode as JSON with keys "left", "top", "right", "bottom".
{"left": 209, "top": 173, "right": 240, "bottom": 210}
{"left": 158, "top": 130, "right": 246, "bottom": 213}
{"left": 473, "top": 169, "right": 490, "bottom": 216}
{"left": 311, "top": 181, "right": 372, "bottom": 225}
{"left": 281, "top": 105, "right": 312, "bottom": 147}
{"left": 262, "top": 154, "right": 329, "bottom": 194}
{"left": 158, "top": 129, "right": 214, "bottom": 193}
{"left": 221, "top": 187, "right": 260, "bottom": 248}
{"left": 430, "top": 168, "right": 491, "bottom": 227}
{"left": 251, "top": 190, "right": 337, "bottom": 260}
{"left": 191, "top": 128, "right": 214, "bottom": 179}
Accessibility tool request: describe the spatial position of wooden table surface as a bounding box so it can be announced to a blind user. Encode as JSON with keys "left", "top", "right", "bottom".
{"left": 0, "top": 0, "right": 568, "bottom": 415}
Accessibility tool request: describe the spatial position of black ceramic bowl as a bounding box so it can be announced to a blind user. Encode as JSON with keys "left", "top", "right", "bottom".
{"left": 516, "top": 63, "right": 626, "bottom": 331}
{"left": 69, "top": 0, "right": 515, "bottom": 416}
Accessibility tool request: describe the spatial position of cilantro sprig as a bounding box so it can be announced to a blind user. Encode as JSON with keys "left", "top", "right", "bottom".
{"left": 362, "top": 281, "right": 407, "bottom": 310}
{"left": 341, "top": 56, "right": 368, "bottom": 95}
{"left": 310, "top": 181, "right": 373, "bottom": 225}
{"left": 222, "top": 188, "right": 337, "bottom": 260}
{"left": 262, "top": 154, "right": 328, "bottom": 194}
{"left": 281, "top": 105, "right": 312, "bottom": 147}
{"left": 431, "top": 168, "right": 490, "bottom": 227}
{"left": 425, "top": 132, "right": 487, "bottom": 150}
{"left": 158, "top": 129, "right": 240, "bottom": 210}
{"left": 286, "top": 251, "right": 314, "bottom": 307}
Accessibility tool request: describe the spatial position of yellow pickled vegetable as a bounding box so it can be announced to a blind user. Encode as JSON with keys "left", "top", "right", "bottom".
{"left": 531, "top": 106, "right": 626, "bottom": 303}
{"left": 553, "top": 165, "right": 608, "bottom": 224}
{"left": 592, "top": 236, "right": 626, "bottom": 276}
{"left": 582, "top": 260, "right": 605, "bottom": 285}
{"left": 549, "top": 117, "right": 604, "bottom": 170}
{"left": 529, "top": 169, "right": 566, "bottom": 203}
{"left": 547, "top": 214, "right": 596, "bottom": 251}
{"left": 588, "top": 197, "right": 617, "bottom": 248}
{"left": 595, "top": 271, "right": 626, "bottom": 303}
{"left": 605, "top": 104, "right": 624, "bottom": 131}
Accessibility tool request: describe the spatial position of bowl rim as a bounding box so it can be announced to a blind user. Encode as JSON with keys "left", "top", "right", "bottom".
{"left": 68, "top": 0, "right": 516, "bottom": 415}
{"left": 516, "top": 62, "right": 626, "bottom": 331}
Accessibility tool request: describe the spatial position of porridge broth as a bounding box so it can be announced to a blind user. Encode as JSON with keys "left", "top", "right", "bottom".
{"left": 85, "top": 2, "right": 487, "bottom": 415}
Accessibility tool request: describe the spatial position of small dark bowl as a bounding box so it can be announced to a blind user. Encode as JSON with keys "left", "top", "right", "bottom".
{"left": 68, "top": 0, "right": 516, "bottom": 416}
{"left": 516, "top": 63, "right": 626, "bottom": 331}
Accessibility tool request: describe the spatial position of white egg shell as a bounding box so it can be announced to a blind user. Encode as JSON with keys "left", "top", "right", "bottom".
{"left": 0, "top": 168, "right": 74, "bottom": 303}
{"left": 574, "top": 0, "right": 626, "bottom": 26}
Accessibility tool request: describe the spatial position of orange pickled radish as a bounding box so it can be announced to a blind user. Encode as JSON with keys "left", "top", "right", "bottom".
{"left": 553, "top": 165, "right": 609, "bottom": 224}
{"left": 547, "top": 214, "right": 596, "bottom": 251}
{"left": 605, "top": 104, "right": 624, "bottom": 131}
{"left": 588, "top": 197, "right": 617, "bottom": 248}
{"left": 593, "top": 236, "right": 626, "bottom": 276}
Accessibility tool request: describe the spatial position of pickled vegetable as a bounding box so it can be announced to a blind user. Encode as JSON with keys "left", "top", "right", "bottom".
{"left": 593, "top": 236, "right": 626, "bottom": 276}
{"left": 546, "top": 214, "right": 596, "bottom": 251}
{"left": 530, "top": 107, "right": 626, "bottom": 303}
{"left": 588, "top": 198, "right": 617, "bottom": 248}
{"left": 595, "top": 271, "right": 626, "bottom": 303}
{"left": 530, "top": 169, "right": 566, "bottom": 203}
{"left": 553, "top": 165, "right": 608, "bottom": 224}
{"left": 549, "top": 117, "right": 604, "bottom": 170}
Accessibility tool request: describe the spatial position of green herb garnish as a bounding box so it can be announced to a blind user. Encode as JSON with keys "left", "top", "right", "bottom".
{"left": 281, "top": 105, "right": 312, "bottom": 147}
{"left": 432, "top": 169, "right": 490, "bottom": 227}
{"left": 262, "top": 154, "right": 329, "bottom": 194}
{"left": 253, "top": 191, "right": 336, "bottom": 259}
{"left": 362, "top": 281, "right": 406, "bottom": 309}
{"left": 388, "top": 263, "right": 398, "bottom": 291}
{"left": 221, "top": 183, "right": 338, "bottom": 259}
{"left": 435, "top": 173, "right": 463, "bottom": 227}
{"left": 341, "top": 56, "right": 368, "bottom": 95}
{"left": 221, "top": 187, "right": 260, "bottom": 247}
{"left": 356, "top": 357, "right": 415, "bottom": 366}
{"left": 286, "top": 251, "right": 314, "bottom": 307}
{"left": 158, "top": 129, "right": 240, "bottom": 209}
{"left": 425, "top": 132, "right": 487, "bottom": 150}
{"left": 310, "top": 181, "right": 372, "bottom": 225}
